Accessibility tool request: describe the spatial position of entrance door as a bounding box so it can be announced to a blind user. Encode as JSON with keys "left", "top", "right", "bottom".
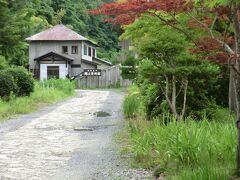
{"left": 47, "top": 66, "right": 59, "bottom": 79}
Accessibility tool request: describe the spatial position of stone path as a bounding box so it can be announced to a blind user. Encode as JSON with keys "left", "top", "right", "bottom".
{"left": 0, "top": 90, "right": 152, "bottom": 180}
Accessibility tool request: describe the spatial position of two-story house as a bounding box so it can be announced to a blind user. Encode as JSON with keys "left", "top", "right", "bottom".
{"left": 26, "top": 24, "right": 112, "bottom": 80}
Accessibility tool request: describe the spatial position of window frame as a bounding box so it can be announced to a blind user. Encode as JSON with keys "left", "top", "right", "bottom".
{"left": 83, "top": 44, "right": 88, "bottom": 56}
{"left": 88, "top": 47, "right": 92, "bottom": 57}
{"left": 62, "top": 46, "right": 68, "bottom": 54}
{"left": 72, "top": 46, "right": 78, "bottom": 54}
{"left": 92, "top": 48, "right": 96, "bottom": 57}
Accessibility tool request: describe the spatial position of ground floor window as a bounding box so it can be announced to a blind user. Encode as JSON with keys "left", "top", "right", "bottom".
{"left": 47, "top": 66, "right": 59, "bottom": 79}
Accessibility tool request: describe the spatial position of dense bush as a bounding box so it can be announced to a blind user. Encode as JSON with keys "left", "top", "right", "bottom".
{"left": 137, "top": 60, "right": 220, "bottom": 119}
{"left": 0, "top": 71, "right": 17, "bottom": 99}
{"left": 4, "top": 67, "right": 34, "bottom": 96}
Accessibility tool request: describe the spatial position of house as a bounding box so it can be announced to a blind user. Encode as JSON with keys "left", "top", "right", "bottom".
{"left": 26, "top": 24, "right": 112, "bottom": 80}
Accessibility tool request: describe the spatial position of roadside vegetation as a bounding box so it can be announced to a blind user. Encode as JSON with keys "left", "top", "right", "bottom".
{"left": 0, "top": 78, "right": 75, "bottom": 121}
{"left": 123, "top": 86, "right": 236, "bottom": 179}
{"left": 113, "top": 2, "right": 237, "bottom": 178}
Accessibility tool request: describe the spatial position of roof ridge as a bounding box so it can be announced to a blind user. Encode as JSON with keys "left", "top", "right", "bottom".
{"left": 26, "top": 24, "right": 93, "bottom": 43}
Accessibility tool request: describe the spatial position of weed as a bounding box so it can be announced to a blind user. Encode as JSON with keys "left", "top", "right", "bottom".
{"left": 0, "top": 79, "right": 75, "bottom": 120}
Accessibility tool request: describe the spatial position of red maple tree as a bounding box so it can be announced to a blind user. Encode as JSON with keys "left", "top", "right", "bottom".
{"left": 89, "top": 0, "right": 234, "bottom": 63}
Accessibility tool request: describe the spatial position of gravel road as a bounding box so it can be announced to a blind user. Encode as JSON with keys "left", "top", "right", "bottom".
{"left": 0, "top": 90, "right": 152, "bottom": 180}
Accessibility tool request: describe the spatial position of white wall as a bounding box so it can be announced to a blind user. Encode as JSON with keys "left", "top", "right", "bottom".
{"left": 82, "top": 42, "right": 96, "bottom": 61}
{"left": 40, "top": 64, "right": 68, "bottom": 81}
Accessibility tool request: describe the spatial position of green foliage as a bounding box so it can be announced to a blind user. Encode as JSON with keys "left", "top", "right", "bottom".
{"left": 0, "top": 71, "right": 17, "bottom": 100}
{"left": 126, "top": 112, "right": 236, "bottom": 179}
{"left": 122, "top": 15, "right": 224, "bottom": 119}
{"left": 4, "top": 67, "right": 34, "bottom": 96}
{"left": 0, "top": 79, "right": 75, "bottom": 120}
{"left": 0, "top": 55, "right": 8, "bottom": 70}
{"left": 121, "top": 55, "right": 138, "bottom": 80}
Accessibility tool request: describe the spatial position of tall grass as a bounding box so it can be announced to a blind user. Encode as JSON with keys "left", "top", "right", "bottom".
{"left": 128, "top": 117, "right": 236, "bottom": 178}
{"left": 123, "top": 85, "right": 145, "bottom": 118}
{"left": 0, "top": 79, "right": 75, "bottom": 120}
{"left": 123, "top": 86, "right": 237, "bottom": 179}
{"left": 123, "top": 95, "right": 140, "bottom": 118}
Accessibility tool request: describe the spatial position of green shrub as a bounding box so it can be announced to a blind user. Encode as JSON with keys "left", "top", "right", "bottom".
{"left": 4, "top": 67, "right": 34, "bottom": 96}
{"left": 0, "top": 71, "right": 17, "bottom": 99}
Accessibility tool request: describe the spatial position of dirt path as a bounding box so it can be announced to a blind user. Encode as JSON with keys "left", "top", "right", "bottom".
{"left": 0, "top": 90, "right": 152, "bottom": 180}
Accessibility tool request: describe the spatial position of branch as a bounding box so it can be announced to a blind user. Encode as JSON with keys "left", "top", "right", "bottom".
{"left": 148, "top": 11, "right": 199, "bottom": 47}
{"left": 186, "top": 11, "right": 234, "bottom": 54}
{"left": 210, "top": 14, "right": 218, "bottom": 31}
{"left": 231, "top": 63, "right": 240, "bottom": 76}
{"left": 164, "top": 75, "right": 179, "bottom": 118}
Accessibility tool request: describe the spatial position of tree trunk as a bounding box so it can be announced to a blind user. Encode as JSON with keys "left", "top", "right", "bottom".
{"left": 229, "top": 66, "right": 238, "bottom": 112}
{"left": 172, "top": 75, "right": 177, "bottom": 113}
{"left": 232, "top": 3, "right": 240, "bottom": 176}
{"left": 181, "top": 80, "right": 188, "bottom": 119}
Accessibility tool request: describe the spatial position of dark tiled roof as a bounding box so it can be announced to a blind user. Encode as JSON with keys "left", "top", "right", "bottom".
{"left": 26, "top": 24, "right": 92, "bottom": 42}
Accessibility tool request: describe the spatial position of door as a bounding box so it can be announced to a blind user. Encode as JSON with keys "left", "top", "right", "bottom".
{"left": 47, "top": 66, "right": 59, "bottom": 79}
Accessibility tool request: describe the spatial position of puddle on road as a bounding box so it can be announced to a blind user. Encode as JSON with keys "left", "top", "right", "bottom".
{"left": 93, "top": 111, "right": 111, "bottom": 117}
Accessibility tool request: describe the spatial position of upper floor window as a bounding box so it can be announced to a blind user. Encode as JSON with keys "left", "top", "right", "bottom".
{"left": 72, "top": 46, "right": 78, "bottom": 54}
{"left": 83, "top": 44, "right": 87, "bottom": 56}
{"left": 62, "top": 46, "right": 68, "bottom": 54}
{"left": 88, "top": 47, "right": 92, "bottom": 56}
{"left": 92, "top": 48, "right": 96, "bottom": 57}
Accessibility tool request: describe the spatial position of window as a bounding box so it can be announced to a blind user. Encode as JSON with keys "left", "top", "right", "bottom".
{"left": 47, "top": 66, "right": 59, "bottom": 79}
{"left": 88, "top": 47, "right": 92, "bottom": 56}
{"left": 72, "top": 46, "right": 78, "bottom": 54}
{"left": 92, "top": 48, "right": 96, "bottom": 57}
{"left": 83, "top": 44, "right": 87, "bottom": 55}
{"left": 62, "top": 46, "right": 68, "bottom": 54}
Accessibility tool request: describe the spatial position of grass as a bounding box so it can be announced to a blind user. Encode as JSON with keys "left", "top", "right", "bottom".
{"left": 0, "top": 79, "right": 75, "bottom": 120}
{"left": 123, "top": 85, "right": 144, "bottom": 119}
{"left": 122, "top": 85, "right": 237, "bottom": 179}
{"left": 127, "top": 116, "right": 236, "bottom": 179}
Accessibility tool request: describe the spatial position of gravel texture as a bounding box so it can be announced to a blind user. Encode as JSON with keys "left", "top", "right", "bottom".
{"left": 0, "top": 90, "right": 153, "bottom": 180}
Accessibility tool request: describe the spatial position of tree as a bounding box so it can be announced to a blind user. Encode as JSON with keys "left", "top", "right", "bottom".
{"left": 0, "top": 0, "right": 47, "bottom": 66}
{"left": 91, "top": 0, "right": 240, "bottom": 175}
{"left": 123, "top": 15, "right": 220, "bottom": 119}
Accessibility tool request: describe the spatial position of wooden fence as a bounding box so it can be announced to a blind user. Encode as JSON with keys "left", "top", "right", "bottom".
{"left": 75, "top": 65, "right": 133, "bottom": 89}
